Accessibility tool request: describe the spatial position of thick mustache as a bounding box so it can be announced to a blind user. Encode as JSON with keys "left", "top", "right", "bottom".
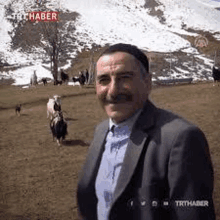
{"left": 105, "top": 94, "right": 132, "bottom": 103}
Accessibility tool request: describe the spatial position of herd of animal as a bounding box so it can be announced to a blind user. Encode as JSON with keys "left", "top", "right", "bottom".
{"left": 15, "top": 65, "right": 220, "bottom": 146}
{"left": 21, "top": 69, "right": 90, "bottom": 146}
{"left": 30, "top": 66, "right": 220, "bottom": 87}
{"left": 30, "top": 69, "right": 89, "bottom": 87}
{"left": 15, "top": 95, "right": 67, "bottom": 146}
{"left": 59, "top": 69, "right": 88, "bottom": 86}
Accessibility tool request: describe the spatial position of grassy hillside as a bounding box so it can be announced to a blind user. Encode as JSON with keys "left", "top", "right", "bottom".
{"left": 0, "top": 82, "right": 219, "bottom": 219}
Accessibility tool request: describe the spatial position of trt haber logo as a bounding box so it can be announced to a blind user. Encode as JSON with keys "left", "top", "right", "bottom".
{"left": 7, "top": 0, "right": 60, "bottom": 23}
{"left": 28, "top": 11, "right": 59, "bottom": 22}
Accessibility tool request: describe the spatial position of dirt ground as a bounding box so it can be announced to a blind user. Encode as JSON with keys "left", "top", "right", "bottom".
{"left": 0, "top": 82, "right": 219, "bottom": 220}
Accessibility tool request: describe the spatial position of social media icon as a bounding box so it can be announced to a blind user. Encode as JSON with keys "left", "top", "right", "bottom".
{"left": 141, "top": 200, "right": 146, "bottom": 206}
{"left": 152, "top": 201, "right": 158, "bottom": 207}
{"left": 163, "top": 201, "right": 169, "bottom": 206}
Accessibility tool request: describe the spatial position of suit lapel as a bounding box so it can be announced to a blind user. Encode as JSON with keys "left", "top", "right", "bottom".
{"left": 112, "top": 128, "right": 148, "bottom": 204}
{"left": 78, "top": 120, "right": 109, "bottom": 188}
{"left": 112, "top": 100, "right": 157, "bottom": 205}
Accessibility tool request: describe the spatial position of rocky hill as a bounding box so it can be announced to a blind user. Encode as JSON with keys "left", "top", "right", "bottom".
{"left": 0, "top": 0, "right": 220, "bottom": 84}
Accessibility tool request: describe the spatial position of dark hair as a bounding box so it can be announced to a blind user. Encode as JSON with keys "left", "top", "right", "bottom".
{"left": 98, "top": 43, "right": 149, "bottom": 74}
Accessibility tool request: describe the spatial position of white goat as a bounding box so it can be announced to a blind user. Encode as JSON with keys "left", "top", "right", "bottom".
{"left": 47, "top": 95, "right": 61, "bottom": 119}
{"left": 30, "top": 70, "right": 38, "bottom": 86}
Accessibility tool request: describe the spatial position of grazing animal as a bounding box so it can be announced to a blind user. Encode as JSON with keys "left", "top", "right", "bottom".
{"left": 72, "top": 76, "right": 80, "bottom": 83}
{"left": 50, "top": 111, "right": 68, "bottom": 146}
{"left": 54, "top": 79, "right": 62, "bottom": 85}
{"left": 30, "top": 70, "right": 38, "bottom": 86}
{"left": 61, "top": 70, "right": 69, "bottom": 83}
{"left": 42, "top": 78, "right": 47, "bottom": 86}
{"left": 79, "top": 72, "right": 86, "bottom": 86}
{"left": 212, "top": 66, "right": 220, "bottom": 86}
{"left": 47, "top": 95, "right": 61, "bottom": 119}
{"left": 15, "top": 104, "right": 21, "bottom": 116}
{"left": 72, "top": 76, "right": 77, "bottom": 82}
{"left": 72, "top": 73, "right": 85, "bottom": 86}
{"left": 71, "top": 77, "right": 80, "bottom": 86}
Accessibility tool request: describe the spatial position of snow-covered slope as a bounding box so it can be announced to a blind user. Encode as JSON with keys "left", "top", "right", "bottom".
{"left": 0, "top": 0, "right": 219, "bottom": 85}
{"left": 64, "top": 0, "right": 220, "bottom": 52}
{"left": 159, "top": 0, "right": 220, "bottom": 32}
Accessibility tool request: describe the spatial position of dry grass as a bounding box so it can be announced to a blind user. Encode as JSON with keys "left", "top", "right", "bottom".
{"left": 0, "top": 82, "right": 219, "bottom": 219}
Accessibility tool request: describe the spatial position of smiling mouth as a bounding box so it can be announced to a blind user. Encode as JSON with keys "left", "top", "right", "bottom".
{"left": 107, "top": 101, "right": 125, "bottom": 105}
{"left": 106, "top": 100, "right": 130, "bottom": 105}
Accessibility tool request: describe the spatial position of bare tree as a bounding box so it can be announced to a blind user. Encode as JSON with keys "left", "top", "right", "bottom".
{"left": 88, "top": 44, "right": 100, "bottom": 84}
{"left": 5, "top": 0, "right": 79, "bottom": 80}
{"left": 88, "top": 50, "right": 95, "bottom": 84}
{"left": 40, "top": 21, "right": 62, "bottom": 81}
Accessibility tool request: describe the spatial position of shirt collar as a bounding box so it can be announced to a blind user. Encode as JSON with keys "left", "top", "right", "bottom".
{"left": 109, "top": 108, "right": 142, "bottom": 131}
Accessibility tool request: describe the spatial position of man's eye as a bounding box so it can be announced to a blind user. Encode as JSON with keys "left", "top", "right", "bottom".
{"left": 121, "top": 75, "right": 132, "bottom": 79}
{"left": 98, "top": 78, "right": 110, "bottom": 84}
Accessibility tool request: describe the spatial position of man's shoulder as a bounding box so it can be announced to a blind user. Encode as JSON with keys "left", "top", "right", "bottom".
{"left": 153, "top": 106, "right": 203, "bottom": 137}
{"left": 142, "top": 101, "right": 201, "bottom": 133}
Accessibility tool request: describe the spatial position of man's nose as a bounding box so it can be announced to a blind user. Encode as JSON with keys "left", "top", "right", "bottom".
{"left": 108, "top": 79, "right": 121, "bottom": 96}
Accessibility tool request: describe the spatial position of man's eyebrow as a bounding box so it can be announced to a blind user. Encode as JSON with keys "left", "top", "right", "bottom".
{"left": 96, "top": 71, "right": 134, "bottom": 79}
{"left": 96, "top": 74, "right": 109, "bottom": 80}
{"left": 96, "top": 73, "right": 109, "bottom": 77}
{"left": 117, "top": 71, "right": 134, "bottom": 75}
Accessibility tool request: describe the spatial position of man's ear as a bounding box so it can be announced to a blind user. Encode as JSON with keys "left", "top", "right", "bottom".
{"left": 144, "top": 73, "right": 152, "bottom": 93}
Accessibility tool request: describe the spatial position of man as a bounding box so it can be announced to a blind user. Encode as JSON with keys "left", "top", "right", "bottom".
{"left": 77, "top": 43, "right": 215, "bottom": 220}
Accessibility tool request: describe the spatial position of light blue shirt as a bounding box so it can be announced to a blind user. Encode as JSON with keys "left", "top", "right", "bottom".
{"left": 95, "top": 109, "right": 142, "bottom": 220}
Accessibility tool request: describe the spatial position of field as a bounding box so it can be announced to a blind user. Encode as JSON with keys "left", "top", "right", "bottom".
{"left": 0, "top": 82, "right": 219, "bottom": 220}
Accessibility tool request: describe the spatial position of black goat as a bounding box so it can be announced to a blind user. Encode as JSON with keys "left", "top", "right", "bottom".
{"left": 61, "top": 70, "right": 69, "bottom": 83}
{"left": 72, "top": 73, "right": 86, "bottom": 86}
{"left": 50, "top": 111, "right": 67, "bottom": 146}
{"left": 42, "top": 78, "right": 47, "bottom": 86}
{"left": 79, "top": 73, "right": 86, "bottom": 86}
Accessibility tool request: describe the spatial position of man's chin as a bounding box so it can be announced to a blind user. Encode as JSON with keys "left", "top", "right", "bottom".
{"left": 104, "top": 104, "right": 132, "bottom": 123}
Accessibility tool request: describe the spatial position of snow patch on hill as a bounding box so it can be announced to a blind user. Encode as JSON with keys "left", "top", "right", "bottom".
{"left": 0, "top": 0, "right": 219, "bottom": 85}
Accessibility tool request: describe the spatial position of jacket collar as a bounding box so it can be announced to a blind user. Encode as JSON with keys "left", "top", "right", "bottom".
{"left": 135, "top": 99, "right": 157, "bottom": 131}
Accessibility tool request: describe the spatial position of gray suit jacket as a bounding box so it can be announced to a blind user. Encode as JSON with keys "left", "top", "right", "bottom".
{"left": 77, "top": 100, "right": 215, "bottom": 220}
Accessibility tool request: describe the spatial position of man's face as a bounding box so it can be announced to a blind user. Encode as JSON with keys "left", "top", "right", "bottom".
{"left": 96, "top": 52, "right": 151, "bottom": 124}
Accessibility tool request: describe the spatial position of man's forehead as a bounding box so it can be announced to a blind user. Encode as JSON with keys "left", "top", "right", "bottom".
{"left": 97, "top": 52, "right": 137, "bottom": 68}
